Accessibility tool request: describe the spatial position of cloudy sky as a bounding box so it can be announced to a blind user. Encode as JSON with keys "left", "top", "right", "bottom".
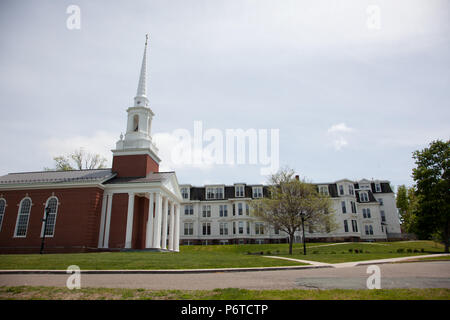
{"left": 0, "top": 0, "right": 449, "bottom": 189}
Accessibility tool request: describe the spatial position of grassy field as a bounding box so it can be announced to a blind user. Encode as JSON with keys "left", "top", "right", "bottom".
{"left": 277, "top": 240, "right": 446, "bottom": 264}
{"left": 0, "top": 241, "right": 445, "bottom": 270}
{"left": 0, "top": 286, "right": 449, "bottom": 300}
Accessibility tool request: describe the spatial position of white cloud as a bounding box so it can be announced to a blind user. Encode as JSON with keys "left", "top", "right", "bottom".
{"left": 327, "top": 123, "right": 354, "bottom": 133}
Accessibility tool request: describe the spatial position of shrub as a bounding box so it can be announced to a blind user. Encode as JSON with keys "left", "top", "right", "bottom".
{"left": 348, "top": 248, "right": 353, "bottom": 253}
{"left": 260, "top": 251, "right": 264, "bottom": 255}
{"left": 413, "top": 249, "right": 419, "bottom": 253}
{"left": 354, "top": 249, "right": 359, "bottom": 253}
{"left": 421, "top": 248, "right": 425, "bottom": 253}
{"left": 397, "top": 248, "right": 404, "bottom": 253}
{"left": 266, "top": 251, "right": 271, "bottom": 255}
{"left": 407, "top": 248, "right": 413, "bottom": 253}
{"left": 313, "top": 251, "right": 319, "bottom": 254}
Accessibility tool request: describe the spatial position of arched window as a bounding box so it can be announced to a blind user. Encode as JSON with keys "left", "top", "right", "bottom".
{"left": 15, "top": 198, "right": 32, "bottom": 237}
{"left": 0, "top": 198, "right": 6, "bottom": 231}
{"left": 133, "top": 115, "right": 139, "bottom": 132}
{"left": 42, "top": 197, "right": 58, "bottom": 237}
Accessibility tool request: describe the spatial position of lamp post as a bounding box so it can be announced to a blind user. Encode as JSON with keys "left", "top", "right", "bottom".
{"left": 40, "top": 206, "right": 51, "bottom": 254}
{"left": 300, "top": 212, "right": 306, "bottom": 255}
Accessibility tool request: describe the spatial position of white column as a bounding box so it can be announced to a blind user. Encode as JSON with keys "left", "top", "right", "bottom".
{"left": 161, "top": 196, "right": 169, "bottom": 249}
{"left": 145, "top": 192, "right": 154, "bottom": 248}
{"left": 168, "top": 200, "right": 175, "bottom": 251}
{"left": 98, "top": 192, "right": 108, "bottom": 248}
{"left": 152, "top": 192, "right": 162, "bottom": 249}
{"left": 103, "top": 193, "right": 113, "bottom": 249}
{"left": 125, "top": 192, "right": 135, "bottom": 249}
{"left": 174, "top": 203, "right": 180, "bottom": 252}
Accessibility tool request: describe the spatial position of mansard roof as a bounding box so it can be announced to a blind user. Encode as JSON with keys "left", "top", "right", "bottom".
{"left": 0, "top": 169, "right": 115, "bottom": 186}
{"left": 104, "top": 171, "right": 176, "bottom": 184}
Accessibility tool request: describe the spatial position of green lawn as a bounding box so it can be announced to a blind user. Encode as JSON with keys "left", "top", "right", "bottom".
{"left": 276, "top": 241, "right": 446, "bottom": 264}
{"left": 0, "top": 286, "right": 449, "bottom": 300}
{"left": 0, "top": 241, "right": 445, "bottom": 270}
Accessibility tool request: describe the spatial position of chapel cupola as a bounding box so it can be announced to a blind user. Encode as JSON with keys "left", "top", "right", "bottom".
{"left": 112, "top": 34, "right": 161, "bottom": 177}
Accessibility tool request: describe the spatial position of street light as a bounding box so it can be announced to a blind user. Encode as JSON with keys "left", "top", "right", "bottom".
{"left": 40, "top": 206, "right": 51, "bottom": 254}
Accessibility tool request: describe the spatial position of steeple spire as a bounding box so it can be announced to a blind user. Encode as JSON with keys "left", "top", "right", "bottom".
{"left": 134, "top": 34, "right": 149, "bottom": 107}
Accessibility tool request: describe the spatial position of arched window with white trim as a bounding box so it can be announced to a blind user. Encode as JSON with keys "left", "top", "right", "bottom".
{"left": 42, "top": 197, "right": 59, "bottom": 237}
{"left": 14, "top": 197, "right": 32, "bottom": 237}
{"left": 0, "top": 198, "right": 6, "bottom": 232}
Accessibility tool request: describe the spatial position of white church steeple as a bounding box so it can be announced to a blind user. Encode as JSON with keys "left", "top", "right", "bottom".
{"left": 112, "top": 34, "right": 160, "bottom": 167}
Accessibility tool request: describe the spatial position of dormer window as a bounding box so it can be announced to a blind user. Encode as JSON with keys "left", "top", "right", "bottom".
{"left": 349, "top": 185, "right": 354, "bottom": 195}
{"left": 319, "top": 186, "right": 329, "bottom": 196}
{"left": 252, "top": 186, "right": 263, "bottom": 198}
{"left": 360, "top": 192, "right": 369, "bottom": 202}
{"left": 339, "top": 185, "right": 344, "bottom": 196}
{"left": 235, "top": 185, "right": 244, "bottom": 197}
{"left": 206, "top": 187, "right": 224, "bottom": 200}
{"left": 375, "top": 183, "right": 381, "bottom": 193}
{"left": 180, "top": 187, "right": 190, "bottom": 200}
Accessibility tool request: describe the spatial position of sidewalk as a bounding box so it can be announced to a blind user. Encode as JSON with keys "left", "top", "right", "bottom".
{"left": 263, "top": 253, "right": 450, "bottom": 269}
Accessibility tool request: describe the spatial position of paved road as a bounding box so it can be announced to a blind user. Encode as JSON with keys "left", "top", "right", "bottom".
{"left": 1, "top": 261, "right": 449, "bottom": 290}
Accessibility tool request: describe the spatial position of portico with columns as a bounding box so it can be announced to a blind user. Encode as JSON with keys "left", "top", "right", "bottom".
{"left": 97, "top": 35, "right": 181, "bottom": 252}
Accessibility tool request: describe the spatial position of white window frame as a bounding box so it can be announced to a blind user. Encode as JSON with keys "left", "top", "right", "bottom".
{"left": 375, "top": 183, "right": 382, "bottom": 193}
{"left": 0, "top": 198, "right": 6, "bottom": 232}
{"left": 319, "top": 185, "right": 329, "bottom": 196}
{"left": 202, "top": 205, "right": 211, "bottom": 218}
{"left": 219, "top": 222, "right": 228, "bottom": 235}
{"left": 40, "top": 196, "right": 59, "bottom": 238}
{"left": 184, "top": 204, "right": 194, "bottom": 215}
{"left": 255, "top": 222, "right": 265, "bottom": 235}
{"left": 360, "top": 192, "right": 369, "bottom": 202}
{"left": 235, "top": 185, "right": 245, "bottom": 197}
{"left": 219, "top": 204, "right": 228, "bottom": 217}
{"left": 206, "top": 186, "right": 224, "bottom": 200}
{"left": 180, "top": 187, "right": 190, "bottom": 200}
{"left": 252, "top": 186, "right": 263, "bottom": 198}
{"left": 14, "top": 197, "right": 32, "bottom": 238}
{"left": 184, "top": 222, "right": 194, "bottom": 235}
{"left": 202, "top": 222, "right": 211, "bottom": 235}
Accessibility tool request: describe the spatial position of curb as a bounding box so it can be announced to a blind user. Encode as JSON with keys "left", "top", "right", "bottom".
{"left": 0, "top": 265, "right": 332, "bottom": 275}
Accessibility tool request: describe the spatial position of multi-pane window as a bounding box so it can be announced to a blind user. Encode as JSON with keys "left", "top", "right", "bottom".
{"left": 15, "top": 198, "right": 32, "bottom": 237}
{"left": 360, "top": 192, "right": 369, "bottom": 202}
{"left": 246, "top": 221, "right": 250, "bottom": 234}
{"left": 181, "top": 187, "right": 189, "bottom": 199}
{"left": 238, "top": 221, "right": 244, "bottom": 234}
{"left": 365, "top": 225, "right": 374, "bottom": 235}
{"left": 252, "top": 187, "right": 263, "bottom": 198}
{"left": 350, "top": 201, "right": 357, "bottom": 213}
{"left": 339, "top": 185, "right": 344, "bottom": 195}
{"left": 42, "top": 197, "right": 58, "bottom": 237}
{"left": 344, "top": 220, "right": 349, "bottom": 232}
{"left": 341, "top": 201, "right": 347, "bottom": 214}
{"left": 202, "top": 222, "right": 211, "bottom": 235}
{"left": 378, "top": 198, "right": 384, "bottom": 205}
{"left": 202, "top": 205, "right": 211, "bottom": 217}
{"left": 184, "top": 205, "right": 194, "bottom": 215}
{"left": 255, "top": 222, "right": 265, "bottom": 235}
{"left": 349, "top": 185, "right": 354, "bottom": 195}
{"left": 375, "top": 183, "right": 381, "bottom": 193}
{"left": 219, "top": 222, "right": 228, "bottom": 235}
{"left": 235, "top": 185, "right": 244, "bottom": 197}
{"left": 219, "top": 205, "right": 228, "bottom": 217}
{"left": 232, "top": 203, "right": 236, "bottom": 216}
{"left": 319, "top": 186, "right": 329, "bottom": 195}
{"left": 238, "top": 203, "right": 243, "bottom": 215}
{"left": 0, "top": 199, "right": 6, "bottom": 231}
{"left": 362, "top": 208, "right": 371, "bottom": 218}
{"left": 206, "top": 187, "right": 224, "bottom": 200}
{"left": 184, "top": 223, "right": 193, "bottom": 235}
{"left": 245, "top": 203, "right": 249, "bottom": 215}
{"left": 380, "top": 210, "right": 386, "bottom": 222}
{"left": 351, "top": 220, "right": 358, "bottom": 232}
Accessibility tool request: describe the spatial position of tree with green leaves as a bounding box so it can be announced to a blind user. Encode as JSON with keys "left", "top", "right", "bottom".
{"left": 396, "top": 185, "right": 419, "bottom": 234}
{"left": 45, "top": 148, "right": 108, "bottom": 171}
{"left": 412, "top": 139, "right": 449, "bottom": 252}
{"left": 251, "top": 168, "right": 338, "bottom": 255}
